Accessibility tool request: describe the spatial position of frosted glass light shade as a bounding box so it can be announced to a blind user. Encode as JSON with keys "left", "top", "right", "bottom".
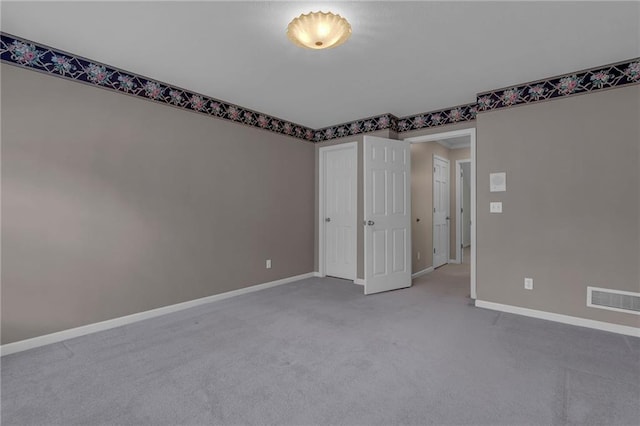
{"left": 287, "top": 11, "right": 351, "bottom": 49}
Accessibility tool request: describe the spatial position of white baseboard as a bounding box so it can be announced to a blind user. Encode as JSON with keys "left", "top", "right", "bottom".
{"left": 448, "top": 259, "right": 461, "bottom": 264}
{"left": 412, "top": 267, "right": 434, "bottom": 279}
{"left": 475, "top": 300, "right": 640, "bottom": 338}
{"left": 1, "top": 272, "right": 315, "bottom": 357}
{"left": 313, "top": 272, "right": 323, "bottom": 277}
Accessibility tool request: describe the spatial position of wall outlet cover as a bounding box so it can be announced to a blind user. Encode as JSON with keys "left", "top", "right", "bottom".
{"left": 524, "top": 278, "right": 533, "bottom": 290}
{"left": 490, "top": 202, "right": 503, "bottom": 213}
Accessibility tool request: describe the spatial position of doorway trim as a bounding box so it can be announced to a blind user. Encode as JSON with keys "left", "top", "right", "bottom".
{"left": 455, "top": 159, "right": 471, "bottom": 264}
{"left": 318, "top": 141, "right": 358, "bottom": 280}
{"left": 404, "top": 128, "right": 477, "bottom": 299}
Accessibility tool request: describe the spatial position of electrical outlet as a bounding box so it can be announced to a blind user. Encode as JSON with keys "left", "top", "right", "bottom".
{"left": 266, "top": 259, "right": 272, "bottom": 269}
{"left": 417, "top": 251, "right": 421, "bottom": 260}
{"left": 524, "top": 278, "right": 533, "bottom": 290}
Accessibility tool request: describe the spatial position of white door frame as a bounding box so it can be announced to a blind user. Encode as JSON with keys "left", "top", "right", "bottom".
{"left": 318, "top": 141, "right": 358, "bottom": 281}
{"left": 404, "top": 128, "right": 477, "bottom": 299}
{"left": 455, "top": 159, "right": 471, "bottom": 264}
{"left": 432, "top": 154, "right": 450, "bottom": 269}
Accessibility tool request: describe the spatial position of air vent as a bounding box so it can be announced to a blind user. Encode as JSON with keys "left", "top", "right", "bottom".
{"left": 587, "top": 287, "right": 640, "bottom": 315}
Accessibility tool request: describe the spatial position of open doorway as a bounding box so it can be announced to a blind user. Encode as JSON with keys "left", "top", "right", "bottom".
{"left": 405, "top": 129, "right": 476, "bottom": 299}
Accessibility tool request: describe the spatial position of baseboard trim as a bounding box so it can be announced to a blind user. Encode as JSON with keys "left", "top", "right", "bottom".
{"left": 354, "top": 278, "right": 365, "bottom": 286}
{"left": 313, "top": 272, "right": 323, "bottom": 277}
{"left": 448, "top": 259, "right": 461, "bottom": 264}
{"left": 1, "top": 272, "right": 315, "bottom": 357}
{"left": 475, "top": 300, "right": 640, "bottom": 338}
{"left": 412, "top": 267, "right": 434, "bottom": 279}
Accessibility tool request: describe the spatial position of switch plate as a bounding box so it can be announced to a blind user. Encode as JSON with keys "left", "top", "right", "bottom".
{"left": 266, "top": 259, "right": 272, "bottom": 269}
{"left": 490, "top": 202, "right": 503, "bottom": 213}
{"left": 524, "top": 278, "right": 533, "bottom": 290}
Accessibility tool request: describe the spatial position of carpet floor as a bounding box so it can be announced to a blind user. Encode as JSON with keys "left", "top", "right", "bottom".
{"left": 2, "top": 263, "right": 639, "bottom": 425}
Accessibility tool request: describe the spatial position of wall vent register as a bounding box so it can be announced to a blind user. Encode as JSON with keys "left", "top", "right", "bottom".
{"left": 587, "top": 287, "right": 640, "bottom": 315}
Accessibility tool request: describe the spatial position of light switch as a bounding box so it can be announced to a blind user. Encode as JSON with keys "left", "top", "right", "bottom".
{"left": 490, "top": 202, "right": 502, "bottom": 213}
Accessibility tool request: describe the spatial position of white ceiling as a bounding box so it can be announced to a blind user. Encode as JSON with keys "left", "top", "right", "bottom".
{"left": 2, "top": 1, "right": 639, "bottom": 129}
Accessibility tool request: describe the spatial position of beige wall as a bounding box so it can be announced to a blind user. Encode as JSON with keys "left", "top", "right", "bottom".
{"left": 7, "top": 57, "right": 635, "bottom": 343}
{"left": 1, "top": 65, "right": 316, "bottom": 344}
{"left": 476, "top": 85, "right": 640, "bottom": 328}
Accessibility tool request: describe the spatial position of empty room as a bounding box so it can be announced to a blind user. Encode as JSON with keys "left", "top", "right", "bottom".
{"left": 1, "top": 1, "right": 639, "bottom": 425}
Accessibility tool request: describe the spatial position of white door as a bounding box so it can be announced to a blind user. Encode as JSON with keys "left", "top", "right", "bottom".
{"left": 363, "top": 136, "right": 411, "bottom": 295}
{"left": 433, "top": 155, "right": 450, "bottom": 268}
{"left": 321, "top": 143, "right": 357, "bottom": 280}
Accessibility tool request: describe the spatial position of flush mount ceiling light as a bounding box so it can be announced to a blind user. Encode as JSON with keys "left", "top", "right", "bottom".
{"left": 287, "top": 11, "right": 352, "bottom": 50}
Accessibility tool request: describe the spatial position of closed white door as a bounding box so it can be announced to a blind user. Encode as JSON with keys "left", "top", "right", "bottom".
{"left": 322, "top": 143, "right": 357, "bottom": 280}
{"left": 433, "top": 155, "right": 450, "bottom": 268}
{"left": 363, "top": 136, "right": 411, "bottom": 295}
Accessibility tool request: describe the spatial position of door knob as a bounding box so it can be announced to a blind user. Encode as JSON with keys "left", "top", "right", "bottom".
{"left": 446, "top": 217, "right": 450, "bottom": 220}
{"left": 367, "top": 220, "right": 375, "bottom": 226}
{"left": 325, "top": 218, "right": 331, "bottom": 222}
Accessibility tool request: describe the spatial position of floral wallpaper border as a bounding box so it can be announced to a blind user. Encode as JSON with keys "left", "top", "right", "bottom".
{"left": 312, "top": 113, "right": 399, "bottom": 142}
{"left": 2, "top": 33, "right": 638, "bottom": 143}
{"left": 396, "top": 103, "right": 479, "bottom": 134}
{"left": 476, "top": 58, "right": 639, "bottom": 113}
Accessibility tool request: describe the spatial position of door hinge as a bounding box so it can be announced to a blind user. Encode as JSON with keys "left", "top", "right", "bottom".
{"left": 434, "top": 248, "right": 436, "bottom": 254}
{"left": 433, "top": 207, "right": 436, "bottom": 213}
{"left": 434, "top": 167, "right": 436, "bottom": 173}
{"left": 461, "top": 208, "right": 463, "bottom": 213}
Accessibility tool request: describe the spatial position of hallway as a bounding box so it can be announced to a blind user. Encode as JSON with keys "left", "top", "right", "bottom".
{"left": 413, "top": 246, "right": 472, "bottom": 300}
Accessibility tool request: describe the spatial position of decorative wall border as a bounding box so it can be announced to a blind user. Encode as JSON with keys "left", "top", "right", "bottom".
{"left": 313, "top": 102, "right": 479, "bottom": 142}
{"left": 476, "top": 58, "right": 639, "bottom": 113}
{"left": 313, "top": 113, "right": 399, "bottom": 142}
{"left": 2, "top": 32, "right": 638, "bottom": 143}
{"left": 0, "top": 33, "right": 316, "bottom": 142}
{"left": 396, "top": 103, "right": 478, "bottom": 134}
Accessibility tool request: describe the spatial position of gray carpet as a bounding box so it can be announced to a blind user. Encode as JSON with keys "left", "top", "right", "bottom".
{"left": 2, "top": 263, "right": 639, "bottom": 426}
